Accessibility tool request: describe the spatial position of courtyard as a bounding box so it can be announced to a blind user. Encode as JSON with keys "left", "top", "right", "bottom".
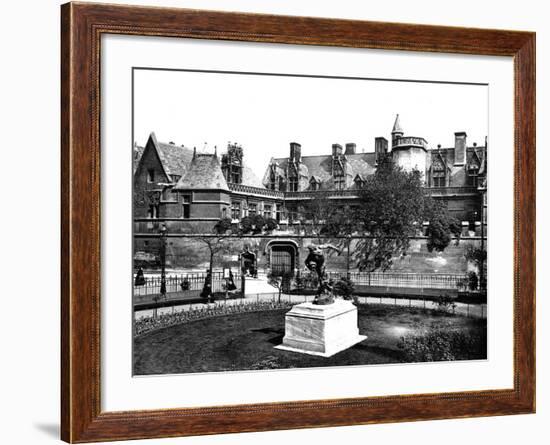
{"left": 133, "top": 304, "right": 487, "bottom": 375}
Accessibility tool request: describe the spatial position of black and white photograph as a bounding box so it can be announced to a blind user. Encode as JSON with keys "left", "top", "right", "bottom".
{"left": 132, "top": 68, "right": 488, "bottom": 376}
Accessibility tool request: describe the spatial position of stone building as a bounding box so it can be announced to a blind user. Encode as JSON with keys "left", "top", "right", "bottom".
{"left": 262, "top": 114, "right": 487, "bottom": 232}
{"left": 133, "top": 133, "right": 283, "bottom": 235}
{"left": 133, "top": 114, "right": 487, "bottom": 237}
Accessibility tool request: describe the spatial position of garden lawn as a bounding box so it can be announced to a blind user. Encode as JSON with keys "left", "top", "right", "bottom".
{"left": 133, "top": 304, "right": 486, "bottom": 375}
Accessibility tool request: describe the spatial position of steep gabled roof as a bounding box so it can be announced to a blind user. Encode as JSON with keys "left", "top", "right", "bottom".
{"left": 133, "top": 144, "right": 145, "bottom": 173}
{"left": 156, "top": 142, "right": 194, "bottom": 177}
{"left": 134, "top": 132, "right": 194, "bottom": 179}
{"left": 429, "top": 145, "right": 487, "bottom": 170}
{"left": 173, "top": 153, "right": 229, "bottom": 191}
{"left": 263, "top": 152, "right": 376, "bottom": 189}
{"left": 242, "top": 166, "right": 266, "bottom": 188}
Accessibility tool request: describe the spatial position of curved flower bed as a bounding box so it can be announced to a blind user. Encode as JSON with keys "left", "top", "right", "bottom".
{"left": 135, "top": 300, "right": 294, "bottom": 337}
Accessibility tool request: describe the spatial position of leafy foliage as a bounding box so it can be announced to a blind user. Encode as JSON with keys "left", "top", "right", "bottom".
{"left": 240, "top": 214, "right": 266, "bottom": 234}
{"left": 213, "top": 217, "right": 233, "bottom": 235}
{"left": 425, "top": 200, "right": 462, "bottom": 252}
{"left": 467, "top": 271, "right": 479, "bottom": 291}
{"left": 353, "top": 161, "right": 426, "bottom": 271}
{"left": 435, "top": 295, "right": 457, "bottom": 314}
{"left": 300, "top": 159, "right": 462, "bottom": 273}
{"left": 265, "top": 217, "right": 278, "bottom": 232}
{"left": 333, "top": 276, "right": 356, "bottom": 300}
{"left": 464, "top": 245, "right": 487, "bottom": 290}
{"left": 398, "top": 323, "right": 487, "bottom": 362}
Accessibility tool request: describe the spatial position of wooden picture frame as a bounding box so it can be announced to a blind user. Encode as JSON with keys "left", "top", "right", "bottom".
{"left": 61, "top": 2, "right": 535, "bottom": 442}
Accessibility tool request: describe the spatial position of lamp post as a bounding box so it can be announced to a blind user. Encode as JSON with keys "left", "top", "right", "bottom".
{"left": 159, "top": 223, "right": 167, "bottom": 305}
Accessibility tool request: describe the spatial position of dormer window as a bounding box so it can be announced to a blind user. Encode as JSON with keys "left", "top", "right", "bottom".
{"left": 467, "top": 163, "right": 479, "bottom": 187}
{"left": 288, "top": 177, "right": 298, "bottom": 192}
{"left": 354, "top": 175, "right": 365, "bottom": 188}
{"left": 309, "top": 176, "right": 321, "bottom": 191}
{"left": 333, "top": 166, "right": 345, "bottom": 190}
{"left": 334, "top": 177, "right": 346, "bottom": 190}
{"left": 432, "top": 158, "right": 446, "bottom": 188}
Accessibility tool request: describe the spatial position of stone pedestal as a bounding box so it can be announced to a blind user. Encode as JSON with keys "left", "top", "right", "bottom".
{"left": 275, "top": 299, "right": 367, "bottom": 357}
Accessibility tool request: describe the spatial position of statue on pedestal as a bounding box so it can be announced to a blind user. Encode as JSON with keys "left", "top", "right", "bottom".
{"left": 241, "top": 246, "right": 257, "bottom": 278}
{"left": 305, "top": 244, "right": 341, "bottom": 305}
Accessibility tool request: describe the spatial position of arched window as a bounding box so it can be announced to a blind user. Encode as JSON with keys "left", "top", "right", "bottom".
{"left": 432, "top": 158, "right": 446, "bottom": 188}
{"left": 467, "top": 163, "right": 479, "bottom": 187}
{"left": 289, "top": 177, "right": 299, "bottom": 192}
{"left": 333, "top": 164, "right": 345, "bottom": 190}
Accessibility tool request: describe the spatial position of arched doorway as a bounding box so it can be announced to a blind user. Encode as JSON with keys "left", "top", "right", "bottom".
{"left": 265, "top": 240, "right": 299, "bottom": 277}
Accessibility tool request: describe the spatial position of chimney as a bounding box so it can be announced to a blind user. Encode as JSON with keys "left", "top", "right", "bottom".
{"left": 375, "top": 137, "right": 388, "bottom": 163}
{"left": 454, "top": 132, "right": 467, "bottom": 166}
{"left": 289, "top": 142, "right": 301, "bottom": 162}
{"left": 332, "top": 143, "right": 343, "bottom": 157}
{"left": 345, "top": 143, "right": 356, "bottom": 155}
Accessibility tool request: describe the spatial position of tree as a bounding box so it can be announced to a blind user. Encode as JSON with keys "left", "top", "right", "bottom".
{"left": 424, "top": 199, "right": 462, "bottom": 252}
{"left": 464, "top": 244, "right": 487, "bottom": 291}
{"left": 297, "top": 191, "right": 339, "bottom": 241}
{"left": 297, "top": 193, "right": 357, "bottom": 276}
{"left": 198, "top": 236, "right": 228, "bottom": 273}
{"left": 352, "top": 159, "right": 459, "bottom": 272}
{"left": 268, "top": 271, "right": 293, "bottom": 303}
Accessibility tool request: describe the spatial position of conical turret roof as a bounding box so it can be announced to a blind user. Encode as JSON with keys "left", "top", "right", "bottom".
{"left": 392, "top": 114, "right": 404, "bottom": 134}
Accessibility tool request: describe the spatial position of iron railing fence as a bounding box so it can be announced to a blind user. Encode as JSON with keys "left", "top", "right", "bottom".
{"left": 133, "top": 271, "right": 243, "bottom": 296}
{"left": 325, "top": 271, "right": 468, "bottom": 290}
{"left": 134, "top": 270, "right": 468, "bottom": 296}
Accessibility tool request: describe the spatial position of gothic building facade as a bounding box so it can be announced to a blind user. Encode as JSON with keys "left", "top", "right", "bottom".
{"left": 133, "top": 115, "right": 487, "bottom": 237}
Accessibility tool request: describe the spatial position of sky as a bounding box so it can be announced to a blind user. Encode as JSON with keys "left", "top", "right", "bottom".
{"left": 134, "top": 68, "right": 488, "bottom": 174}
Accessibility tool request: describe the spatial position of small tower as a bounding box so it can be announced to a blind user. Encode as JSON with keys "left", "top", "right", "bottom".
{"left": 390, "top": 114, "right": 428, "bottom": 179}
{"left": 391, "top": 114, "right": 404, "bottom": 148}
{"left": 221, "top": 142, "right": 243, "bottom": 184}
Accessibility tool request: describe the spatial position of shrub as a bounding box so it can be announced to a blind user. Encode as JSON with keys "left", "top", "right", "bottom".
{"left": 293, "top": 274, "right": 305, "bottom": 289}
{"left": 180, "top": 278, "right": 190, "bottom": 291}
{"left": 398, "top": 323, "right": 487, "bottom": 362}
{"left": 265, "top": 217, "right": 278, "bottom": 232}
{"left": 250, "top": 355, "right": 282, "bottom": 370}
{"left": 213, "top": 217, "right": 233, "bottom": 234}
{"left": 436, "top": 295, "right": 457, "bottom": 314}
{"left": 240, "top": 215, "right": 265, "bottom": 234}
{"left": 333, "top": 276, "right": 355, "bottom": 300}
{"left": 467, "top": 271, "right": 479, "bottom": 291}
{"left": 250, "top": 214, "right": 265, "bottom": 234}
{"left": 240, "top": 216, "right": 253, "bottom": 234}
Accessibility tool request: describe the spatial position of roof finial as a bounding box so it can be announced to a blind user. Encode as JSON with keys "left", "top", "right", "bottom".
{"left": 214, "top": 145, "right": 218, "bottom": 157}
{"left": 193, "top": 146, "right": 196, "bottom": 159}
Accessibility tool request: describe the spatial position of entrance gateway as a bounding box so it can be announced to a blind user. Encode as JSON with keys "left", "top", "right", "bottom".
{"left": 265, "top": 240, "right": 299, "bottom": 276}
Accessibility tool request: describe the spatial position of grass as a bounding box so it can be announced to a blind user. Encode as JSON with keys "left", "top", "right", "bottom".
{"left": 133, "top": 304, "right": 486, "bottom": 375}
